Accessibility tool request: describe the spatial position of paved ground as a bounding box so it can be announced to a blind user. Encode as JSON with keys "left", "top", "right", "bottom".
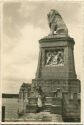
{"left": 18, "top": 112, "right": 63, "bottom": 122}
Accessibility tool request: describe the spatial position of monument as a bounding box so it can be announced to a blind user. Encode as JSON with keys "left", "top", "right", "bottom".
{"left": 18, "top": 9, "right": 81, "bottom": 122}
{"left": 32, "top": 9, "right": 80, "bottom": 97}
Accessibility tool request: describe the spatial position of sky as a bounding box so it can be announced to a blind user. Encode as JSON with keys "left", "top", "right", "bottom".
{"left": 2, "top": 1, "right": 83, "bottom": 94}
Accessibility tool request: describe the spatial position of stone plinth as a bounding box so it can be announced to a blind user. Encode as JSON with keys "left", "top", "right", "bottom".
{"left": 36, "top": 36, "right": 77, "bottom": 79}
{"left": 33, "top": 36, "right": 80, "bottom": 97}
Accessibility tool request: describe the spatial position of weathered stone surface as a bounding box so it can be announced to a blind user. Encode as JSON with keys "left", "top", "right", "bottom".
{"left": 36, "top": 37, "right": 77, "bottom": 80}
{"left": 62, "top": 92, "right": 80, "bottom": 121}
{"left": 18, "top": 83, "right": 31, "bottom": 115}
{"left": 32, "top": 79, "right": 80, "bottom": 96}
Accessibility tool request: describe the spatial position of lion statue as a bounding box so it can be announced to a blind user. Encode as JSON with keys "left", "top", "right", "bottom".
{"left": 47, "top": 9, "right": 68, "bottom": 36}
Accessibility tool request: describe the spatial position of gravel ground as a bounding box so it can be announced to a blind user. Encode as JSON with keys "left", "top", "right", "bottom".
{"left": 18, "top": 112, "right": 63, "bottom": 122}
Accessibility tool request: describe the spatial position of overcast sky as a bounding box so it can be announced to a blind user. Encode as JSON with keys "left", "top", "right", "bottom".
{"left": 2, "top": 1, "right": 83, "bottom": 94}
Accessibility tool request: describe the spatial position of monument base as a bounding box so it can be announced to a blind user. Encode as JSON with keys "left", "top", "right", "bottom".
{"left": 31, "top": 78, "right": 80, "bottom": 119}
{"left": 32, "top": 78, "right": 80, "bottom": 96}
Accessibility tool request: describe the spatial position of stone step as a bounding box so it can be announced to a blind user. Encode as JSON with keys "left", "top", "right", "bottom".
{"left": 43, "top": 109, "right": 50, "bottom": 112}
{"left": 45, "top": 97, "right": 52, "bottom": 104}
{"left": 42, "top": 104, "right": 51, "bottom": 112}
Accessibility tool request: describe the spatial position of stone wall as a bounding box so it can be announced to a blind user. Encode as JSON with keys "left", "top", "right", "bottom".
{"left": 18, "top": 83, "right": 31, "bottom": 115}
{"left": 32, "top": 79, "right": 80, "bottom": 96}
{"left": 62, "top": 92, "right": 80, "bottom": 121}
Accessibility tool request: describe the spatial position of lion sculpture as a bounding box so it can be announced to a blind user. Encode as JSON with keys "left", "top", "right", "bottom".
{"left": 47, "top": 9, "right": 68, "bottom": 36}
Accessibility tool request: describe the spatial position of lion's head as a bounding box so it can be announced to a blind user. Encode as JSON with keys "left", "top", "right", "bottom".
{"left": 47, "top": 9, "right": 61, "bottom": 26}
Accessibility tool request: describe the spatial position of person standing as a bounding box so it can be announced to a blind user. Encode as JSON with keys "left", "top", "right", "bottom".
{"left": 37, "top": 94, "right": 42, "bottom": 112}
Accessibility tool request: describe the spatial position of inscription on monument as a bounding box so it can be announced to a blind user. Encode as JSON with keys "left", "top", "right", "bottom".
{"left": 45, "top": 49, "right": 64, "bottom": 66}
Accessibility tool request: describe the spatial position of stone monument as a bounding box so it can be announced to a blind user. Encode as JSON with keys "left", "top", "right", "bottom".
{"left": 18, "top": 9, "right": 81, "bottom": 122}
{"left": 32, "top": 9, "right": 80, "bottom": 96}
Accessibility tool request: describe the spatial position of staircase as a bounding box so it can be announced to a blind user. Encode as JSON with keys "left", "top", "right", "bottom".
{"left": 43, "top": 104, "right": 51, "bottom": 112}
{"left": 42, "top": 97, "right": 52, "bottom": 112}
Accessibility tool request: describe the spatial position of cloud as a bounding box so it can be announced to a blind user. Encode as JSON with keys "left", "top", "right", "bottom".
{"left": 3, "top": 1, "right": 81, "bottom": 38}
{"left": 2, "top": 1, "right": 83, "bottom": 93}
{"left": 3, "top": 24, "right": 48, "bottom": 93}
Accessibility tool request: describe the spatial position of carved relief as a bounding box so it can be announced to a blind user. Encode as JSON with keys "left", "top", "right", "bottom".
{"left": 45, "top": 49, "right": 64, "bottom": 66}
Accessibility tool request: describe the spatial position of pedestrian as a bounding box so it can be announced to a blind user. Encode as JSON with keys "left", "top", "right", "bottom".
{"left": 37, "top": 94, "right": 42, "bottom": 113}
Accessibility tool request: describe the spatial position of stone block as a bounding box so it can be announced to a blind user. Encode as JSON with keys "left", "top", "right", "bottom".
{"left": 52, "top": 97, "right": 62, "bottom": 106}
{"left": 51, "top": 105, "right": 62, "bottom": 115}
{"left": 26, "top": 105, "right": 38, "bottom": 113}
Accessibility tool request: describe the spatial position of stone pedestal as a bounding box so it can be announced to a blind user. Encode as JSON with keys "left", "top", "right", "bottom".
{"left": 32, "top": 36, "right": 80, "bottom": 95}
{"left": 36, "top": 36, "right": 77, "bottom": 79}
{"left": 31, "top": 36, "right": 80, "bottom": 119}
